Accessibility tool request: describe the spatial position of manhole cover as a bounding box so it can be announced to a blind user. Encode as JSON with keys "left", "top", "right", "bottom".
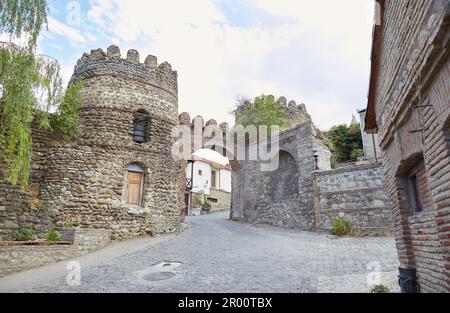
{"left": 143, "top": 271, "right": 177, "bottom": 281}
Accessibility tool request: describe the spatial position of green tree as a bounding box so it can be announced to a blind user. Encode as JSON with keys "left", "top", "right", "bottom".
{"left": 0, "top": 0, "right": 48, "bottom": 49}
{"left": 326, "top": 122, "right": 363, "bottom": 166}
{"left": 235, "top": 95, "right": 288, "bottom": 131}
{"left": 0, "top": 0, "right": 81, "bottom": 188}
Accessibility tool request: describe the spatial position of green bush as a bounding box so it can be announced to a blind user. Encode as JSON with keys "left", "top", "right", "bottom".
{"left": 370, "top": 284, "right": 390, "bottom": 293}
{"left": 202, "top": 199, "right": 212, "bottom": 213}
{"left": 326, "top": 121, "right": 363, "bottom": 164}
{"left": 194, "top": 192, "right": 212, "bottom": 213}
{"left": 330, "top": 217, "right": 353, "bottom": 236}
{"left": 16, "top": 228, "right": 35, "bottom": 241}
{"left": 45, "top": 230, "right": 62, "bottom": 241}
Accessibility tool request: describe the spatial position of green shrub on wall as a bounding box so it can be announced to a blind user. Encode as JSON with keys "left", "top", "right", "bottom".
{"left": 330, "top": 217, "right": 353, "bottom": 236}
{"left": 45, "top": 230, "right": 62, "bottom": 241}
{"left": 16, "top": 228, "right": 35, "bottom": 241}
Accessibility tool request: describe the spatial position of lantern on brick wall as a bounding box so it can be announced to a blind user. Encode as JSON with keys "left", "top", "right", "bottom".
{"left": 398, "top": 267, "right": 420, "bottom": 293}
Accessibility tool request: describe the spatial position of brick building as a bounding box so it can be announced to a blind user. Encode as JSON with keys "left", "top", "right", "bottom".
{"left": 365, "top": 0, "right": 449, "bottom": 292}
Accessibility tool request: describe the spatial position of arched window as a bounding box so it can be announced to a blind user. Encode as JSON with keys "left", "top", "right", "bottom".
{"left": 123, "top": 164, "right": 145, "bottom": 206}
{"left": 133, "top": 110, "right": 150, "bottom": 143}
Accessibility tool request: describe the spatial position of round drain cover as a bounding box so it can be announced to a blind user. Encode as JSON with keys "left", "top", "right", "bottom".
{"left": 143, "top": 271, "right": 176, "bottom": 281}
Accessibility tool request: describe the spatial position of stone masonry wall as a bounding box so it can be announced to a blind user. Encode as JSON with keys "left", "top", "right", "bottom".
{"left": 313, "top": 162, "right": 392, "bottom": 233}
{"left": 41, "top": 46, "right": 183, "bottom": 239}
{"left": 231, "top": 121, "right": 330, "bottom": 230}
{"left": 208, "top": 188, "right": 231, "bottom": 212}
{"left": 0, "top": 45, "right": 185, "bottom": 240}
{"left": 0, "top": 125, "right": 58, "bottom": 241}
{"left": 0, "top": 229, "right": 111, "bottom": 278}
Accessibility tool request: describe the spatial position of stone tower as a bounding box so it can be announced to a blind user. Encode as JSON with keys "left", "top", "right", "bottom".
{"left": 36, "top": 45, "right": 183, "bottom": 238}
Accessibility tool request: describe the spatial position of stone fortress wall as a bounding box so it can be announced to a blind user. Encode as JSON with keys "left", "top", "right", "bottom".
{"left": 0, "top": 46, "right": 185, "bottom": 240}
{"left": 312, "top": 162, "right": 392, "bottom": 234}
{"left": 0, "top": 46, "right": 393, "bottom": 242}
{"left": 229, "top": 98, "right": 393, "bottom": 233}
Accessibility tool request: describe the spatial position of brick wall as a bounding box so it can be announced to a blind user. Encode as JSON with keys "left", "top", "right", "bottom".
{"left": 371, "top": 0, "right": 449, "bottom": 292}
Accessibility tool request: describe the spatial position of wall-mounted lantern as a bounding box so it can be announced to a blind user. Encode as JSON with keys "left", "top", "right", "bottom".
{"left": 313, "top": 150, "right": 320, "bottom": 171}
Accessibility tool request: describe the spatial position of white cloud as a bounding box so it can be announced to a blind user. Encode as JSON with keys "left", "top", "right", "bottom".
{"left": 82, "top": 0, "right": 374, "bottom": 130}
{"left": 47, "top": 16, "right": 91, "bottom": 45}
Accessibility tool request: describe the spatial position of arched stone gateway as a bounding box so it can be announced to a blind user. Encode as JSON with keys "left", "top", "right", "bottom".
{"left": 228, "top": 114, "right": 332, "bottom": 230}
{"left": 178, "top": 105, "right": 332, "bottom": 231}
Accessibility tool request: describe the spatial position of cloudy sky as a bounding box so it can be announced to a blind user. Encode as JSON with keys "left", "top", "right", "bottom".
{"left": 38, "top": 0, "right": 376, "bottom": 130}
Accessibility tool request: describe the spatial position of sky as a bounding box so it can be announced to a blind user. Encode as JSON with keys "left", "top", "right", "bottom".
{"left": 37, "top": 0, "right": 376, "bottom": 131}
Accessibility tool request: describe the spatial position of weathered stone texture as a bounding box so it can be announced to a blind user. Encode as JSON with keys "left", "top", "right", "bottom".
{"left": 207, "top": 189, "right": 231, "bottom": 212}
{"left": 0, "top": 229, "right": 111, "bottom": 277}
{"left": 231, "top": 122, "right": 330, "bottom": 230}
{"left": 313, "top": 163, "right": 392, "bottom": 233}
{"left": 369, "top": 0, "right": 449, "bottom": 292}
{"left": 0, "top": 46, "right": 184, "bottom": 240}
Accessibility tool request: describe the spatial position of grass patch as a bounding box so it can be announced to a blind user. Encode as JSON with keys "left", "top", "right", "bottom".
{"left": 16, "top": 228, "right": 35, "bottom": 241}
{"left": 330, "top": 217, "right": 353, "bottom": 236}
{"left": 370, "top": 284, "right": 390, "bottom": 293}
{"left": 45, "top": 230, "right": 62, "bottom": 241}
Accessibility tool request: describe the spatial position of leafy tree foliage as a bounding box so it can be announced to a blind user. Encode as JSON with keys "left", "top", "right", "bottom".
{"left": 0, "top": 0, "right": 81, "bottom": 188}
{"left": 326, "top": 122, "right": 364, "bottom": 166}
{"left": 0, "top": 0, "right": 48, "bottom": 48}
{"left": 50, "top": 80, "right": 83, "bottom": 140}
{"left": 235, "top": 95, "right": 288, "bottom": 132}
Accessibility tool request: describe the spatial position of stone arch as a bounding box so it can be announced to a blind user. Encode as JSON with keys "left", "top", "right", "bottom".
{"left": 121, "top": 159, "right": 148, "bottom": 172}
{"left": 269, "top": 150, "right": 299, "bottom": 202}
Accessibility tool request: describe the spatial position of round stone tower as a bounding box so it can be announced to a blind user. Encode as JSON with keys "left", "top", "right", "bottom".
{"left": 38, "top": 45, "right": 183, "bottom": 238}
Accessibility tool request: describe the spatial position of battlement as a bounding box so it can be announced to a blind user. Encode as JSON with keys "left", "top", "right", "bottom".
{"left": 71, "top": 45, "right": 178, "bottom": 94}
{"left": 279, "top": 97, "right": 311, "bottom": 126}
{"left": 235, "top": 96, "right": 312, "bottom": 127}
{"left": 179, "top": 112, "right": 230, "bottom": 134}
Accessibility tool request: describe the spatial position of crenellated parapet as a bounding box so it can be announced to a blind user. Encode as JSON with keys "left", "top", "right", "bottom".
{"left": 71, "top": 45, "right": 178, "bottom": 95}
{"left": 178, "top": 112, "right": 230, "bottom": 134}
{"left": 236, "top": 96, "right": 312, "bottom": 128}
{"left": 276, "top": 96, "right": 311, "bottom": 125}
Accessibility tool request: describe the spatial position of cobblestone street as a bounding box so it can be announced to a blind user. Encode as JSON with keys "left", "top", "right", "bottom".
{"left": 0, "top": 211, "right": 399, "bottom": 293}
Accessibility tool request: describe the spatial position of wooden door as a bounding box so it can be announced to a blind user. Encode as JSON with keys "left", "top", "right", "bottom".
{"left": 127, "top": 172, "right": 143, "bottom": 205}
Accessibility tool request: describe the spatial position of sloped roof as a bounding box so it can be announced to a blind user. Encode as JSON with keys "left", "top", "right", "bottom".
{"left": 189, "top": 154, "right": 232, "bottom": 171}
{"left": 365, "top": 0, "right": 385, "bottom": 134}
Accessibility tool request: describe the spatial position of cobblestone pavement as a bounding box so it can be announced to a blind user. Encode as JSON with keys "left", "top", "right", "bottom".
{"left": 0, "top": 211, "right": 400, "bottom": 293}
